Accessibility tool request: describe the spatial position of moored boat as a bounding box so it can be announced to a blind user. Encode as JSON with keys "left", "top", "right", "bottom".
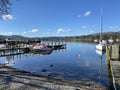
{"left": 32, "top": 44, "right": 53, "bottom": 52}
{"left": 96, "top": 9, "right": 106, "bottom": 51}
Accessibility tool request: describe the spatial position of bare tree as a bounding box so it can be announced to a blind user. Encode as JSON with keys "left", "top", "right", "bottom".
{"left": 0, "top": 0, "right": 11, "bottom": 18}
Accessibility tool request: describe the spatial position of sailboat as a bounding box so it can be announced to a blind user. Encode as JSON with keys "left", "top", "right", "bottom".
{"left": 96, "top": 9, "right": 106, "bottom": 51}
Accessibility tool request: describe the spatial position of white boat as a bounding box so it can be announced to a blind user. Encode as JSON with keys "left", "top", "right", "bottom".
{"left": 94, "top": 39, "right": 99, "bottom": 43}
{"left": 108, "top": 37, "right": 113, "bottom": 43}
{"left": 32, "top": 44, "right": 52, "bottom": 51}
{"left": 96, "top": 9, "right": 106, "bottom": 51}
{"left": 0, "top": 44, "right": 6, "bottom": 49}
{"left": 96, "top": 40, "right": 106, "bottom": 51}
{"left": 96, "top": 49, "right": 105, "bottom": 56}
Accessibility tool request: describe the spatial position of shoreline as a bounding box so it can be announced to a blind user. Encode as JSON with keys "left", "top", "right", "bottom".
{"left": 0, "top": 64, "right": 107, "bottom": 90}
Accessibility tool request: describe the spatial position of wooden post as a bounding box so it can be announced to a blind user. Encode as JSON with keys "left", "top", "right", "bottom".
{"left": 106, "top": 45, "right": 114, "bottom": 90}
{"left": 111, "top": 44, "right": 119, "bottom": 60}
{"left": 106, "top": 45, "right": 110, "bottom": 65}
{"left": 119, "top": 45, "right": 120, "bottom": 59}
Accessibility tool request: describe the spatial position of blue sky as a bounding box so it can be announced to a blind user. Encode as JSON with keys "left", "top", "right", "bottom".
{"left": 0, "top": 0, "right": 120, "bottom": 37}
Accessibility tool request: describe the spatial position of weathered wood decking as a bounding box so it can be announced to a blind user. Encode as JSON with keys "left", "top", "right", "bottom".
{"left": 111, "top": 44, "right": 120, "bottom": 60}
{"left": 108, "top": 44, "right": 120, "bottom": 90}
{"left": 110, "top": 60, "right": 120, "bottom": 90}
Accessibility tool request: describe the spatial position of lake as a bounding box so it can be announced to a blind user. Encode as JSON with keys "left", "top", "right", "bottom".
{"left": 0, "top": 42, "right": 111, "bottom": 89}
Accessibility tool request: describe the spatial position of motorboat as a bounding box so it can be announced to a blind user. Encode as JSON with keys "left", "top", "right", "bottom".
{"left": 32, "top": 44, "right": 53, "bottom": 52}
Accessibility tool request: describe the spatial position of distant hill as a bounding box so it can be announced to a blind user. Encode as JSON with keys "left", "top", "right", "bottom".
{"left": 10, "top": 35, "right": 29, "bottom": 40}
{"left": 0, "top": 35, "right": 29, "bottom": 40}
{"left": 0, "top": 31, "right": 120, "bottom": 42}
{"left": 39, "top": 31, "right": 120, "bottom": 42}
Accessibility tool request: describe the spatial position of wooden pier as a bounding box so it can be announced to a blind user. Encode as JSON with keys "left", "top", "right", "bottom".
{"left": 111, "top": 44, "right": 120, "bottom": 60}
{"left": 110, "top": 60, "right": 120, "bottom": 90}
{"left": 0, "top": 41, "right": 66, "bottom": 57}
{"left": 107, "top": 44, "right": 120, "bottom": 90}
{"left": 0, "top": 47, "right": 28, "bottom": 57}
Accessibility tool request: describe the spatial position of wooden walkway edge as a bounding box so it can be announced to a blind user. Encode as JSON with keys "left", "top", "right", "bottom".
{"left": 107, "top": 44, "right": 120, "bottom": 90}
{"left": 110, "top": 60, "right": 120, "bottom": 90}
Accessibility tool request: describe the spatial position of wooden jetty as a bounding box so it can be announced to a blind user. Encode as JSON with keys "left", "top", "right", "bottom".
{"left": 0, "top": 41, "right": 66, "bottom": 57}
{"left": 106, "top": 44, "right": 120, "bottom": 90}
{"left": 111, "top": 44, "right": 120, "bottom": 60}
{"left": 110, "top": 60, "right": 120, "bottom": 90}
{"left": 0, "top": 47, "right": 29, "bottom": 57}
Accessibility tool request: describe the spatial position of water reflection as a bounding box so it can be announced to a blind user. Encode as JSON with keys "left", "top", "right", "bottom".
{"left": 96, "top": 49, "right": 105, "bottom": 56}
{"left": 0, "top": 46, "right": 66, "bottom": 66}
{"left": 31, "top": 50, "right": 53, "bottom": 55}
{"left": 0, "top": 42, "right": 111, "bottom": 89}
{"left": 96, "top": 49, "right": 114, "bottom": 89}
{"left": 5, "top": 55, "right": 15, "bottom": 65}
{"left": 99, "top": 54, "right": 103, "bottom": 87}
{"left": 96, "top": 50, "right": 109, "bottom": 88}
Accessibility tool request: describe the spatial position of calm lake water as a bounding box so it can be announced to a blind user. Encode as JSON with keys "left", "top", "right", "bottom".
{"left": 0, "top": 42, "right": 111, "bottom": 89}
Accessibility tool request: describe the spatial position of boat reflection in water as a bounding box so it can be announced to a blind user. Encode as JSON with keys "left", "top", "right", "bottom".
{"left": 96, "top": 49, "right": 105, "bottom": 87}
{"left": 5, "top": 55, "right": 15, "bottom": 66}
{"left": 30, "top": 43, "right": 66, "bottom": 55}
{"left": 2, "top": 46, "right": 66, "bottom": 66}
{"left": 31, "top": 45, "right": 66, "bottom": 55}
{"left": 31, "top": 49, "right": 53, "bottom": 55}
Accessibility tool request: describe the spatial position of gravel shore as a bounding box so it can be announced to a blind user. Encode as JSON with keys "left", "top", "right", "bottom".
{"left": 0, "top": 64, "right": 106, "bottom": 90}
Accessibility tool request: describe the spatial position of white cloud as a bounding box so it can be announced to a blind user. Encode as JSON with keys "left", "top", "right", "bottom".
{"left": 31, "top": 29, "right": 39, "bottom": 33}
{"left": 46, "top": 32, "right": 53, "bottom": 35}
{"left": 81, "top": 25, "right": 96, "bottom": 29}
{"left": 57, "top": 28, "right": 71, "bottom": 34}
{"left": 84, "top": 11, "right": 91, "bottom": 16}
{"left": 57, "top": 28, "right": 65, "bottom": 33}
{"left": 77, "top": 11, "right": 91, "bottom": 18}
{"left": 108, "top": 25, "right": 120, "bottom": 31}
{"left": 23, "top": 29, "right": 39, "bottom": 35}
{"left": 23, "top": 31, "right": 27, "bottom": 34}
{"left": 90, "top": 30, "right": 95, "bottom": 34}
{"left": 81, "top": 26, "right": 87, "bottom": 29}
{"left": 3, "top": 32, "right": 14, "bottom": 35}
{"left": 2, "top": 14, "right": 14, "bottom": 20}
{"left": 109, "top": 26, "right": 120, "bottom": 29}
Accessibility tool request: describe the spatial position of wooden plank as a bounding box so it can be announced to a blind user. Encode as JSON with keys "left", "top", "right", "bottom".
{"left": 110, "top": 60, "right": 120, "bottom": 90}
{"left": 111, "top": 44, "right": 119, "bottom": 60}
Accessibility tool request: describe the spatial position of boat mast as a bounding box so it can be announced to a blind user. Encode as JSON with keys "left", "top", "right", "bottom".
{"left": 100, "top": 9, "right": 103, "bottom": 42}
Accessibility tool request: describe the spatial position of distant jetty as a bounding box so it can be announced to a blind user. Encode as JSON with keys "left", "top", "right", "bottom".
{"left": 0, "top": 40, "right": 66, "bottom": 57}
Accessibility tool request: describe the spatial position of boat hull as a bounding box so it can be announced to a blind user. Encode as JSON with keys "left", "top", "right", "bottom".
{"left": 32, "top": 46, "right": 52, "bottom": 51}
{"left": 96, "top": 44, "right": 106, "bottom": 51}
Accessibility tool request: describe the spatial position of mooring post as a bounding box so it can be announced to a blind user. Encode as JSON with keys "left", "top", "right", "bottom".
{"left": 106, "top": 44, "right": 114, "bottom": 90}
{"left": 118, "top": 44, "right": 120, "bottom": 60}
{"left": 106, "top": 45, "right": 110, "bottom": 65}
